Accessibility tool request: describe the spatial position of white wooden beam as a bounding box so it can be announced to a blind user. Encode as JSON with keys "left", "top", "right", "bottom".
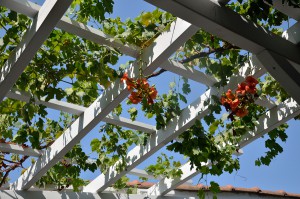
{"left": 0, "top": 143, "right": 42, "bottom": 157}
{"left": 147, "top": 162, "right": 208, "bottom": 196}
{"left": 0, "top": 0, "right": 140, "bottom": 58}
{"left": 240, "top": 98, "right": 300, "bottom": 147}
{"left": 103, "top": 115, "right": 156, "bottom": 134}
{"left": 7, "top": 89, "right": 86, "bottom": 115}
{"left": 144, "top": 57, "right": 264, "bottom": 196}
{"left": 82, "top": 58, "right": 261, "bottom": 193}
{"left": 145, "top": 0, "right": 300, "bottom": 104}
{"left": 7, "top": 89, "right": 156, "bottom": 133}
{"left": 1, "top": 189, "right": 296, "bottom": 199}
{"left": 271, "top": 0, "right": 300, "bottom": 20}
{"left": 128, "top": 168, "right": 163, "bottom": 180}
{"left": 11, "top": 18, "right": 198, "bottom": 190}
{"left": 148, "top": 98, "right": 300, "bottom": 196}
{"left": 161, "top": 60, "right": 218, "bottom": 86}
{"left": 257, "top": 22, "right": 300, "bottom": 105}
{"left": 145, "top": 0, "right": 300, "bottom": 65}
{"left": 0, "top": 0, "right": 73, "bottom": 102}
{"left": 83, "top": 87, "right": 217, "bottom": 192}
{"left": 255, "top": 97, "right": 277, "bottom": 110}
{"left": 256, "top": 50, "right": 300, "bottom": 104}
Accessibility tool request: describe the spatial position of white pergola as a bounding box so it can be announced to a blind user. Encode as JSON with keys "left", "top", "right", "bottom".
{"left": 0, "top": 0, "right": 299, "bottom": 198}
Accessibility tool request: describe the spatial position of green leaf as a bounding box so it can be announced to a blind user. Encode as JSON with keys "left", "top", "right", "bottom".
{"left": 128, "top": 107, "right": 138, "bottom": 121}
{"left": 209, "top": 181, "right": 220, "bottom": 194}
{"left": 209, "top": 120, "right": 219, "bottom": 134}
{"left": 90, "top": 139, "right": 100, "bottom": 152}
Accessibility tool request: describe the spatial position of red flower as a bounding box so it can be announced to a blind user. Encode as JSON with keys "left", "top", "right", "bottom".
{"left": 121, "top": 72, "right": 129, "bottom": 82}
{"left": 121, "top": 72, "right": 136, "bottom": 91}
{"left": 226, "top": 89, "right": 235, "bottom": 100}
{"left": 245, "top": 85, "right": 257, "bottom": 94}
{"left": 128, "top": 92, "right": 142, "bottom": 104}
{"left": 236, "top": 108, "right": 249, "bottom": 118}
{"left": 149, "top": 87, "right": 158, "bottom": 100}
{"left": 230, "top": 98, "right": 240, "bottom": 111}
{"left": 236, "top": 82, "right": 246, "bottom": 96}
{"left": 137, "top": 78, "right": 149, "bottom": 90}
{"left": 245, "top": 76, "right": 258, "bottom": 86}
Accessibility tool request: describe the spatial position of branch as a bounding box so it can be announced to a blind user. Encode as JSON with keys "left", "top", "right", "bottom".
{"left": 0, "top": 155, "right": 29, "bottom": 187}
{"left": 180, "top": 44, "right": 240, "bottom": 64}
{"left": 0, "top": 157, "right": 19, "bottom": 164}
{"left": 146, "top": 69, "right": 167, "bottom": 79}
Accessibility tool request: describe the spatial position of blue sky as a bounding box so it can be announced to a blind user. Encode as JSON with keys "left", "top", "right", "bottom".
{"left": 3, "top": 0, "right": 300, "bottom": 193}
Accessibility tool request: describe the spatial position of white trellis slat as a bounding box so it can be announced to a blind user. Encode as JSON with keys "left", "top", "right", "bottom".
{"left": 0, "top": 0, "right": 73, "bottom": 102}
{"left": 83, "top": 88, "right": 217, "bottom": 192}
{"left": 11, "top": 18, "right": 198, "bottom": 190}
{"left": 0, "top": 143, "right": 42, "bottom": 157}
{"left": 144, "top": 57, "right": 263, "bottom": 195}
{"left": 257, "top": 21, "right": 300, "bottom": 104}
{"left": 145, "top": 0, "right": 300, "bottom": 64}
{"left": 6, "top": 89, "right": 156, "bottom": 134}
{"left": 162, "top": 58, "right": 274, "bottom": 109}
{"left": 145, "top": 0, "right": 300, "bottom": 105}
{"left": 271, "top": 0, "right": 300, "bottom": 20}
{"left": 0, "top": 0, "right": 140, "bottom": 58}
{"left": 161, "top": 60, "right": 218, "bottom": 86}
{"left": 148, "top": 97, "right": 300, "bottom": 196}
{"left": 82, "top": 57, "right": 262, "bottom": 193}
{"left": 128, "top": 168, "right": 163, "bottom": 180}
{"left": 145, "top": 54, "right": 270, "bottom": 195}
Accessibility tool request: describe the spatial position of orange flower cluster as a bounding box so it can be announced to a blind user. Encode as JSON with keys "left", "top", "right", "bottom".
{"left": 121, "top": 72, "right": 158, "bottom": 104}
{"left": 221, "top": 76, "right": 259, "bottom": 119}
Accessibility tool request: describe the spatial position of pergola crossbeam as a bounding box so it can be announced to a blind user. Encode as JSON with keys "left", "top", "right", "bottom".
{"left": 161, "top": 60, "right": 218, "bottom": 86}
{"left": 82, "top": 58, "right": 260, "bottom": 193}
{"left": 0, "top": 143, "right": 42, "bottom": 157}
{"left": 6, "top": 89, "right": 156, "bottom": 134}
{"left": 148, "top": 98, "right": 300, "bottom": 196}
{"left": 145, "top": 0, "right": 300, "bottom": 105}
{"left": 148, "top": 99, "right": 300, "bottom": 195}
{"left": 0, "top": 0, "right": 73, "bottom": 102}
{"left": 11, "top": 18, "right": 198, "bottom": 190}
{"left": 271, "top": 0, "right": 300, "bottom": 20}
{"left": 0, "top": 0, "right": 140, "bottom": 58}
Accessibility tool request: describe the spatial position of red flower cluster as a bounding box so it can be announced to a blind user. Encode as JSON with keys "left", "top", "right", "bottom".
{"left": 121, "top": 72, "right": 158, "bottom": 104}
{"left": 221, "top": 76, "right": 259, "bottom": 119}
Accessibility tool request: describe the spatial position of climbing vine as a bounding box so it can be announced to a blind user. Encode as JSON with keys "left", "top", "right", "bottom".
{"left": 0, "top": 0, "right": 297, "bottom": 197}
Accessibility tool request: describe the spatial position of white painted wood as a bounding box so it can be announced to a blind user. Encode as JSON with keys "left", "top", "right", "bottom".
{"left": 83, "top": 88, "right": 219, "bottom": 193}
{"left": 272, "top": 0, "right": 300, "bottom": 20}
{"left": 240, "top": 98, "right": 300, "bottom": 147}
{"left": 145, "top": 0, "right": 300, "bottom": 105}
{"left": 255, "top": 96, "right": 277, "bottom": 110}
{"left": 11, "top": 18, "right": 198, "bottom": 191}
{"left": 7, "top": 89, "right": 156, "bottom": 133}
{"left": 7, "top": 89, "right": 86, "bottom": 115}
{"left": 128, "top": 168, "right": 163, "bottom": 180}
{"left": 256, "top": 50, "right": 300, "bottom": 105}
{"left": 145, "top": 58, "right": 265, "bottom": 196}
{"left": 147, "top": 162, "right": 209, "bottom": 196}
{"left": 283, "top": 22, "right": 300, "bottom": 45}
{"left": 149, "top": 98, "right": 300, "bottom": 196}
{"left": 257, "top": 22, "right": 300, "bottom": 104}
{"left": 161, "top": 60, "right": 218, "bottom": 86}
{"left": 0, "top": 0, "right": 73, "bottom": 102}
{"left": 145, "top": 0, "right": 300, "bottom": 65}
{"left": 83, "top": 58, "right": 261, "bottom": 193}
{"left": 0, "top": 143, "right": 42, "bottom": 157}
{"left": 0, "top": 189, "right": 295, "bottom": 199}
{"left": 0, "top": 0, "right": 140, "bottom": 58}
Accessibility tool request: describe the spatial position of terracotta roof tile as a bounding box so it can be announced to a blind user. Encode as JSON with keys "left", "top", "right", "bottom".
{"left": 125, "top": 181, "right": 300, "bottom": 198}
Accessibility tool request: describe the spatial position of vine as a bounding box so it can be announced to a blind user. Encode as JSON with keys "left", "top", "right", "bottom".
{"left": 0, "top": 0, "right": 295, "bottom": 196}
